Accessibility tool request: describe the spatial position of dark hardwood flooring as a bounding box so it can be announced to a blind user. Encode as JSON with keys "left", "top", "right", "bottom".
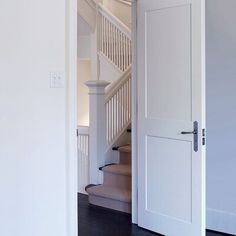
{"left": 78, "top": 194, "right": 233, "bottom": 236}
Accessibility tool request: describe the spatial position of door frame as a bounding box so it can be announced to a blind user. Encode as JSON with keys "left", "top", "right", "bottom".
{"left": 131, "top": 0, "right": 138, "bottom": 224}
{"left": 66, "top": 0, "right": 78, "bottom": 235}
{"left": 69, "top": 0, "right": 139, "bottom": 233}
{"left": 67, "top": 0, "right": 205, "bottom": 232}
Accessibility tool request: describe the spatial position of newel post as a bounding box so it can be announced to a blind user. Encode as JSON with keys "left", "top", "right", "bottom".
{"left": 85, "top": 80, "right": 110, "bottom": 184}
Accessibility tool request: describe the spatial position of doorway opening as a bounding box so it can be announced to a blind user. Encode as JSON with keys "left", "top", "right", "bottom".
{"left": 76, "top": 0, "right": 134, "bottom": 226}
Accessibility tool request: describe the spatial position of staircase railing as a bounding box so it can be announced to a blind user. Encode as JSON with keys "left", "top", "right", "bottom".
{"left": 98, "top": 4, "right": 132, "bottom": 72}
{"left": 97, "top": 3, "right": 132, "bottom": 147}
{"left": 77, "top": 126, "right": 90, "bottom": 193}
{"left": 83, "top": 1, "right": 132, "bottom": 184}
{"left": 105, "top": 67, "right": 131, "bottom": 148}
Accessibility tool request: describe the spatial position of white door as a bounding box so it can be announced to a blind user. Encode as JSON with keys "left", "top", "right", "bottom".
{"left": 137, "top": 0, "right": 206, "bottom": 236}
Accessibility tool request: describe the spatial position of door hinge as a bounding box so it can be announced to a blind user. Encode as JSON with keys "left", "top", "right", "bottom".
{"left": 76, "top": 129, "right": 79, "bottom": 137}
{"left": 202, "top": 129, "right": 206, "bottom": 146}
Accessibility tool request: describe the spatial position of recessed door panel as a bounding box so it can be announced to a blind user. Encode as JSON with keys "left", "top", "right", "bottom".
{"left": 146, "top": 5, "right": 192, "bottom": 121}
{"left": 146, "top": 135, "right": 192, "bottom": 223}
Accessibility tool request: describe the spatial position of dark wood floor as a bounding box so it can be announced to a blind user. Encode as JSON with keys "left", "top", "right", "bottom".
{"left": 78, "top": 194, "right": 232, "bottom": 236}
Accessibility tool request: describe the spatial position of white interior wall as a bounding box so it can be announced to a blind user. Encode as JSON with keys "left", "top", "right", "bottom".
{"left": 206, "top": 0, "right": 236, "bottom": 234}
{"left": 0, "top": 1, "right": 71, "bottom": 236}
{"left": 77, "top": 15, "right": 92, "bottom": 59}
{"left": 77, "top": 60, "right": 90, "bottom": 126}
{"left": 77, "top": 36, "right": 91, "bottom": 59}
{"left": 99, "top": 54, "right": 122, "bottom": 85}
{"left": 102, "top": 0, "right": 131, "bottom": 28}
{"left": 77, "top": 14, "right": 91, "bottom": 127}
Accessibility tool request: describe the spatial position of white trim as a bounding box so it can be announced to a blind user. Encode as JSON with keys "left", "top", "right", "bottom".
{"left": 207, "top": 208, "right": 236, "bottom": 235}
{"left": 131, "top": 0, "right": 138, "bottom": 224}
{"left": 66, "top": 0, "right": 78, "bottom": 234}
{"left": 114, "top": 0, "right": 132, "bottom": 6}
{"left": 77, "top": 125, "right": 90, "bottom": 135}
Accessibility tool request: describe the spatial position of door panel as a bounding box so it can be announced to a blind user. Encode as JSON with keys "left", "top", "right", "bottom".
{"left": 146, "top": 136, "right": 192, "bottom": 223}
{"left": 146, "top": 5, "right": 192, "bottom": 121}
{"left": 137, "top": 0, "right": 206, "bottom": 235}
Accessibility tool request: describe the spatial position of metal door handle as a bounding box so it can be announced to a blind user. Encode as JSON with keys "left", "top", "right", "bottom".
{"left": 181, "top": 121, "right": 198, "bottom": 152}
{"left": 181, "top": 131, "right": 197, "bottom": 135}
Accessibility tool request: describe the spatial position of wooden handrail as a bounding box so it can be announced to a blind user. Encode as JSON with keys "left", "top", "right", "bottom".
{"left": 105, "top": 66, "right": 131, "bottom": 102}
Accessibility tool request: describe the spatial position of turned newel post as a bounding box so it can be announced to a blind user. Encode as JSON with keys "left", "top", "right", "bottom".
{"left": 85, "top": 80, "right": 110, "bottom": 184}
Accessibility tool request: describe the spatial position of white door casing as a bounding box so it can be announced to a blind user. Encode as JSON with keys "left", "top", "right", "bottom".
{"left": 137, "top": 0, "right": 206, "bottom": 235}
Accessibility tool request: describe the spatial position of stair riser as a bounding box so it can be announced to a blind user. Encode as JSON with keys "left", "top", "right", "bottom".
{"left": 103, "top": 172, "right": 131, "bottom": 189}
{"left": 89, "top": 195, "right": 131, "bottom": 214}
{"left": 119, "top": 152, "right": 131, "bottom": 165}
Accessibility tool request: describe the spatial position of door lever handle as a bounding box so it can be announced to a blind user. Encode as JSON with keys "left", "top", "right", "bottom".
{"left": 181, "top": 121, "right": 198, "bottom": 152}
{"left": 181, "top": 131, "right": 197, "bottom": 135}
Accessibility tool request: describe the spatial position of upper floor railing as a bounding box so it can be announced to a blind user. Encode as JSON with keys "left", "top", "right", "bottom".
{"left": 98, "top": 4, "right": 132, "bottom": 72}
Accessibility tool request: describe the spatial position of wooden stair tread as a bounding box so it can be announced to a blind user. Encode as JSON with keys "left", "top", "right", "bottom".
{"left": 102, "top": 164, "right": 131, "bottom": 176}
{"left": 118, "top": 145, "right": 131, "bottom": 153}
{"left": 86, "top": 185, "right": 131, "bottom": 203}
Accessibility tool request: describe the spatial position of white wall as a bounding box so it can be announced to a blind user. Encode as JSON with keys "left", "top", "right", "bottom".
{"left": 77, "top": 36, "right": 91, "bottom": 59}
{"left": 99, "top": 53, "right": 122, "bottom": 85}
{"left": 102, "top": 0, "right": 131, "bottom": 28}
{"left": 206, "top": 0, "right": 236, "bottom": 234}
{"left": 77, "top": 15, "right": 92, "bottom": 59}
{"left": 0, "top": 1, "right": 72, "bottom": 236}
{"left": 77, "top": 60, "right": 90, "bottom": 126}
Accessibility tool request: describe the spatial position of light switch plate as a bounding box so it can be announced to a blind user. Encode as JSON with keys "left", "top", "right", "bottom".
{"left": 49, "top": 71, "right": 65, "bottom": 88}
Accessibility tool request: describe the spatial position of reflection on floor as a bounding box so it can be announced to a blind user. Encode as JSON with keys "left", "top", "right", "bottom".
{"left": 78, "top": 194, "right": 232, "bottom": 236}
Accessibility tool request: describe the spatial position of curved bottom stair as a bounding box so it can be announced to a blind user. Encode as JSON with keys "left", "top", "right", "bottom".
{"left": 87, "top": 186, "right": 131, "bottom": 213}
{"left": 86, "top": 144, "right": 131, "bottom": 213}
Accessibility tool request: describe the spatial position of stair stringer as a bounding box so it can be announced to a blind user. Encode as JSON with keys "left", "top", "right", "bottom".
{"left": 77, "top": 0, "right": 97, "bottom": 30}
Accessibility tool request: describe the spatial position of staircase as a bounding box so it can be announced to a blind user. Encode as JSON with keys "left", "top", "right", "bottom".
{"left": 78, "top": 0, "right": 132, "bottom": 213}
{"left": 86, "top": 144, "right": 131, "bottom": 213}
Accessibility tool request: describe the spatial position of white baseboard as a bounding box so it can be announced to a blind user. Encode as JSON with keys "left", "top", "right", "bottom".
{"left": 207, "top": 208, "right": 236, "bottom": 235}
